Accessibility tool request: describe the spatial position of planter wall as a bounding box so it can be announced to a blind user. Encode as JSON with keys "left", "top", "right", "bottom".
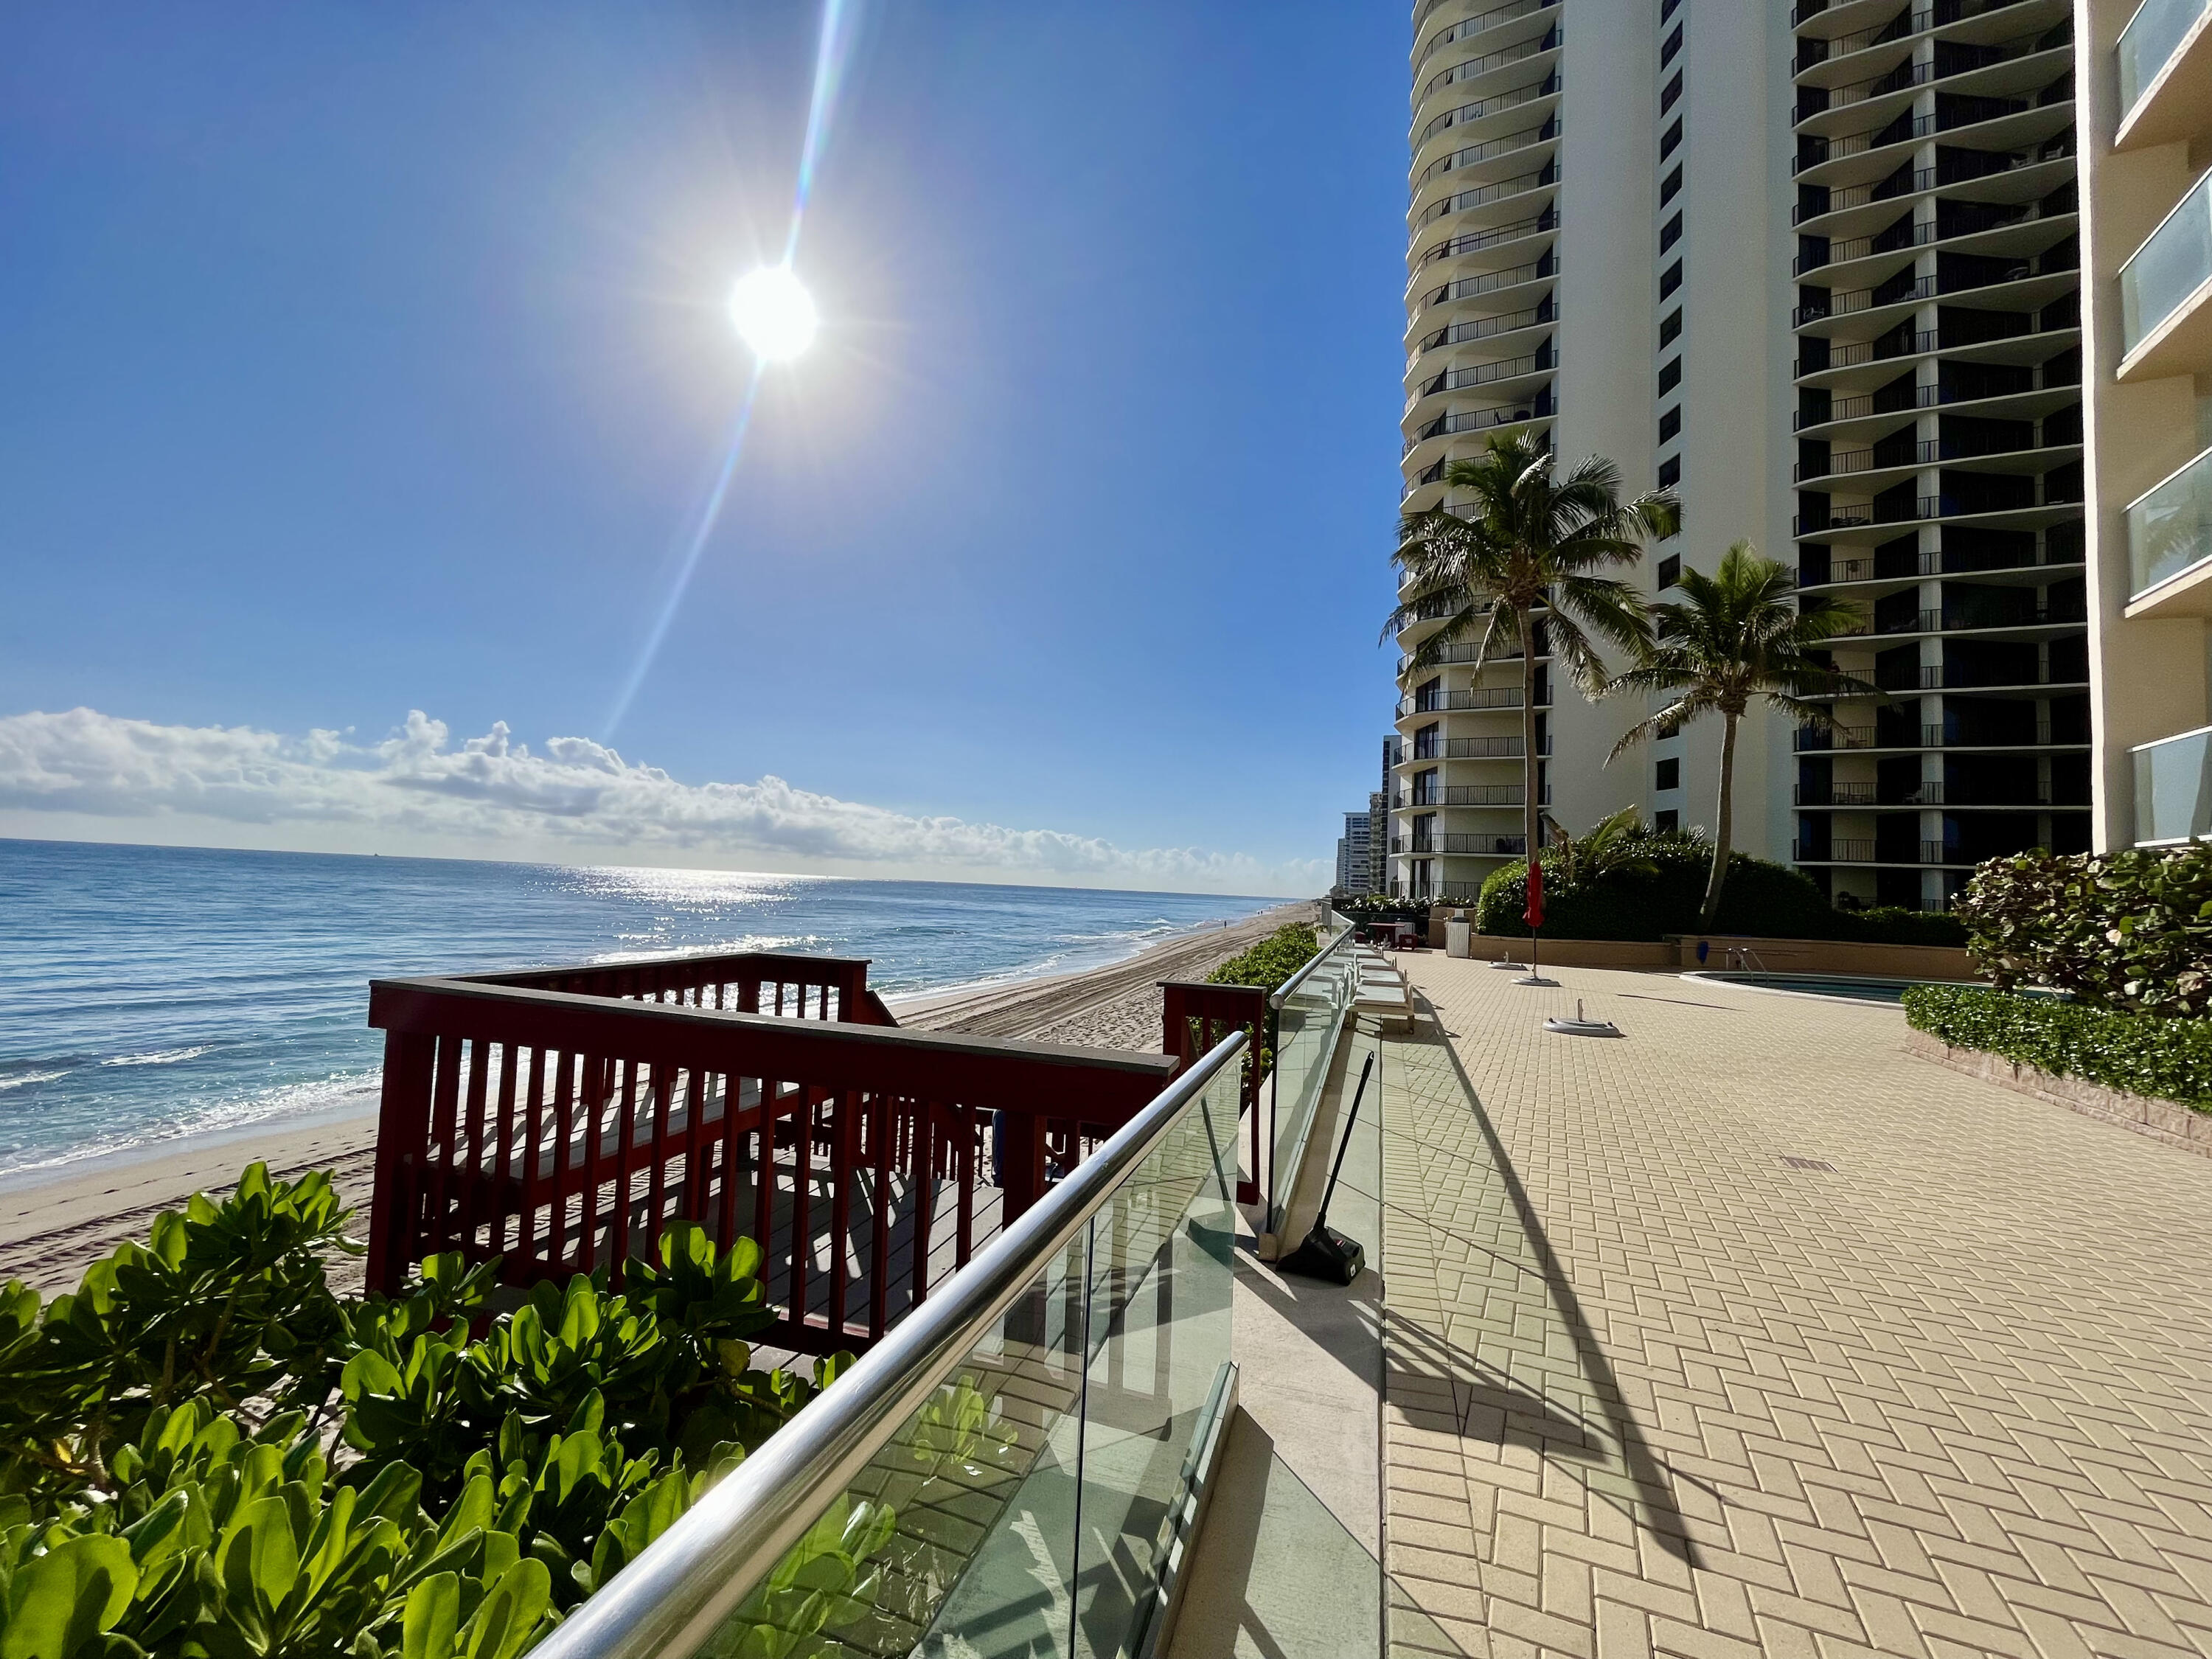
{"left": 1670, "top": 933, "right": 1978, "bottom": 981}
{"left": 1903, "top": 1030, "right": 2212, "bottom": 1159}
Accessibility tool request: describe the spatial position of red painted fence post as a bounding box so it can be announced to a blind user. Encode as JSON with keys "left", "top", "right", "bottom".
{"left": 366, "top": 1031, "right": 436, "bottom": 1293}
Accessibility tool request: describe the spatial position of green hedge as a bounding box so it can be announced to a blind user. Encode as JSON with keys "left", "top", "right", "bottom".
{"left": 1207, "top": 923, "right": 1320, "bottom": 993}
{"left": 1903, "top": 984, "right": 2212, "bottom": 1111}
{"left": 1469, "top": 831, "right": 1964, "bottom": 945}
{"left": 1958, "top": 845, "right": 2212, "bottom": 1016}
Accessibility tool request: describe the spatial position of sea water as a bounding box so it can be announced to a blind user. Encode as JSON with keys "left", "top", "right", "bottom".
{"left": 0, "top": 839, "right": 1273, "bottom": 1182}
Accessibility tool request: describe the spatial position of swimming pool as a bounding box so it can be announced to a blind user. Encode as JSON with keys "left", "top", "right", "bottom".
{"left": 1680, "top": 970, "right": 1982, "bottom": 1006}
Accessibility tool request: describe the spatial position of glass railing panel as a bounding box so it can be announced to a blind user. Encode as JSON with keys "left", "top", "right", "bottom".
{"left": 2118, "top": 0, "right": 2210, "bottom": 120}
{"left": 1266, "top": 935, "right": 1360, "bottom": 1234}
{"left": 692, "top": 1227, "right": 1091, "bottom": 1659}
{"left": 2133, "top": 724, "right": 2212, "bottom": 844}
{"left": 2120, "top": 170, "right": 2212, "bottom": 354}
{"left": 1071, "top": 1062, "right": 1239, "bottom": 1659}
{"left": 2126, "top": 443, "right": 2212, "bottom": 597}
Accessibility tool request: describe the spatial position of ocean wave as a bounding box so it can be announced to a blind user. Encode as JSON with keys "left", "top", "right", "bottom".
{"left": 100, "top": 1046, "right": 214, "bottom": 1068}
{"left": 0, "top": 1068, "right": 382, "bottom": 1183}
{"left": 0, "top": 1071, "right": 68, "bottom": 1093}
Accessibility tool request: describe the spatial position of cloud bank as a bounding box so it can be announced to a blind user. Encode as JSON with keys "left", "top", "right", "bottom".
{"left": 0, "top": 708, "right": 1319, "bottom": 896}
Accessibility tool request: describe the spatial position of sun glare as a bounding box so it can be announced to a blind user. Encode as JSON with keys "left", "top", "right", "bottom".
{"left": 727, "top": 265, "right": 818, "bottom": 361}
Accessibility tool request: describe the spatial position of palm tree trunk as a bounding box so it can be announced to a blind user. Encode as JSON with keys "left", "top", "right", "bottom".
{"left": 1699, "top": 711, "right": 1739, "bottom": 928}
{"left": 1518, "top": 603, "right": 1540, "bottom": 877}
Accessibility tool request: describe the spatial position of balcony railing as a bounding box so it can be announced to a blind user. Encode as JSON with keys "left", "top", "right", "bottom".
{"left": 1391, "top": 833, "right": 1529, "bottom": 855}
{"left": 1795, "top": 782, "right": 2058, "bottom": 806}
{"left": 1415, "top": 166, "right": 1557, "bottom": 231}
{"left": 1795, "top": 0, "right": 2037, "bottom": 69}
{"left": 1802, "top": 21, "right": 2070, "bottom": 119}
{"left": 1416, "top": 117, "right": 1559, "bottom": 189}
{"left": 1412, "top": 302, "right": 1555, "bottom": 360}
{"left": 1397, "top": 686, "right": 1540, "bottom": 714}
{"left": 1416, "top": 0, "right": 1559, "bottom": 69}
{"left": 1794, "top": 433, "right": 2077, "bottom": 481}
{"left": 1793, "top": 363, "right": 2078, "bottom": 428}
{"left": 1419, "top": 25, "right": 1562, "bottom": 104}
{"left": 1404, "top": 396, "right": 1554, "bottom": 454}
{"left": 2126, "top": 441, "right": 2212, "bottom": 598}
{"left": 1416, "top": 74, "right": 1561, "bottom": 148}
{"left": 1406, "top": 352, "right": 1548, "bottom": 412}
{"left": 1792, "top": 485, "right": 2085, "bottom": 534}
{"left": 364, "top": 950, "right": 1179, "bottom": 1355}
{"left": 1410, "top": 735, "right": 1543, "bottom": 759}
{"left": 1795, "top": 721, "right": 2065, "bottom": 751}
{"left": 2120, "top": 167, "right": 2212, "bottom": 355}
{"left": 1795, "top": 540, "right": 2083, "bottom": 585}
{"left": 2133, "top": 723, "right": 2212, "bottom": 844}
{"left": 2118, "top": 0, "right": 2212, "bottom": 120}
{"left": 1402, "top": 782, "right": 1539, "bottom": 805}
{"left": 527, "top": 1029, "right": 1248, "bottom": 1659}
{"left": 1793, "top": 838, "right": 1962, "bottom": 863}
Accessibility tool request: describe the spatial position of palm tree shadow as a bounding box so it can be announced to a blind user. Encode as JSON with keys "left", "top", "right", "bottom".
{"left": 1394, "top": 995, "right": 1703, "bottom": 1566}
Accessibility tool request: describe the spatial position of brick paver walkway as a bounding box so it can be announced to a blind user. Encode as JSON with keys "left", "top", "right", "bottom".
{"left": 1377, "top": 959, "right": 2212, "bottom": 1659}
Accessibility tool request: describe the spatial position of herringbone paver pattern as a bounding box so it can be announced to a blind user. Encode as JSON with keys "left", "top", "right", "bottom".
{"left": 1377, "top": 961, "right": 2212, "bottom": 1659}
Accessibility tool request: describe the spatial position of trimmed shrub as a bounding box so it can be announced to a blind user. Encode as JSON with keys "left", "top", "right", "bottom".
{"left": 1472, "top": 832, "right": 1845, "bottom": 942}
{"left": 1904, "top": 984, "right": 2212, "bottom": 1110}
{"left": 1207, "top": 924, "right": 1319, "bottom": 994}
{"left": 1958, "top": 845, "right": 2212, "bottom": 1016}
{"left": 1842, "top": 905, "right": 1969, "bottom": 948}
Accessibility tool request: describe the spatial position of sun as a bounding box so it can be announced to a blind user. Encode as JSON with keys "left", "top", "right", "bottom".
{"left": 727, "top": 266, "right": 818, "bottom": 361}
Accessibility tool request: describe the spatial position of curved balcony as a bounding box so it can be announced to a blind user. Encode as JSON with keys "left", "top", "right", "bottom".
{"left": 1792, "top": 319, "right": 2078, "bottom": 389}
{"left": 1791, "top": 537, "right": 2081, "bottom": 589}
{"left": 1397, "top": 783, "right": 1534, "bottom": 807}
{"left": 1791, "top": 197, "right": 2075, "bottom": 282}
{"left": 1793, "top": 721, "right": 2081, "bottom": 752}
{"left": 1414, "top": 0, "right": 1558, "bottom": 75}
{"left": 1790, "top": 244, "right": 2078, "bottom": 330}
{"left": 1792, "top": 0, "right": 2062, "bottom": 79}
{"left": 1408, "top": 302, "right": 1556, "bottom": 369}
{"left": 1389, "top": 834, "right": 1529, "bottom": 857}
{"left": 1791, "top": 25, "right": 2071, "bottom": 136}
{"left": 1407, "top": 263, "right": 1554, "bottom": 338}
{"left": 1413, "top": 165, "right": 1557, "bottom": 234}
{"left": 1792, "top": 151, "right": 2073, "bottom": 235}
{"left": 1402, "top": 395, "right": 1555, "bottom": 461}
{"left": 1416, "top": 24, "right": 1561, "bottom": 108}
{"left": 1414, "top": 75, "right": 1561, "bottom": 159}
{"left": 1792, "top": 364, "right": 2078, "bottom": 434}
{"left": 1403, "top": 737, "right": 1544, "bottom": 762}
{"left": 1413, "top": 118, "right": 1559, "bottom": 198}
{"left": 1792, "top": 485, "right": 2084, "bottom": 540}
{"left": 1404, "top": 351, "right": 1552, "bottom": 418}
{"left": 1793, "top": 100, "right": 2071, "bottom": 187}
{"left": 1792, "top": 432, "right": 2081, "bottom": 484}
{"left": 1416, "top": 209, "right": 1557, "bottom": 288}
{"left": 1398, "top": 639, "right": 1551, "bottom": 673}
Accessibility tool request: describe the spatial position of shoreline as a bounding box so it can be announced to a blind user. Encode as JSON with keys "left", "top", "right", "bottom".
{"left": 0, "top": 902, "right": 1307, "bottom": 1293}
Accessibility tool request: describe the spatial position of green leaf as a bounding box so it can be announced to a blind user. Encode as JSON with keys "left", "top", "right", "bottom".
{"left": 401, "top": 1573, "right": 461, "bottom": 1659}
{"left": 459, "top": 1560, "right": 550, "bottom": 1659}
{"left": 2, "top": 1536, "right": 139, "bottom": 1659}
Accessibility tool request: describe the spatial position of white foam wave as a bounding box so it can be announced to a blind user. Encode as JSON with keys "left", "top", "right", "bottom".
{"left": 0, "top": 1071, "right": 68, "bottom": 1093}
{"left": 0, "top": 1069, "right": 381, "bottom": 1184}
{"left": 100, "top": 1046, "right": 213, "bottom": 1068}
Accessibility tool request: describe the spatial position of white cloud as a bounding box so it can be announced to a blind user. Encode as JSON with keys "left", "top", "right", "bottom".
{"left": 0, "top": 707, "right": 1323, "bottom": 896}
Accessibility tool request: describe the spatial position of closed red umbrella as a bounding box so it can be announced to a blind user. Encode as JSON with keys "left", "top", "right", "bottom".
{"left": 1523, "top": 858, "right": 1545, "bottom": 931}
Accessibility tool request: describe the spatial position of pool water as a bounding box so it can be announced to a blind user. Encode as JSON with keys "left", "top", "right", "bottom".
{"left": 1681, "top": 971, "right": 1978, "bottom": 1005}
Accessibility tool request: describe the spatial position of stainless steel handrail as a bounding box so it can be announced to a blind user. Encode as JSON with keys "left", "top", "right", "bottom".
{"left": 1270, "top": 923, "right": 1357, "bottom": 1011}
{"left": 526, "top": 1028, "right": 1251, "bottom": 1659}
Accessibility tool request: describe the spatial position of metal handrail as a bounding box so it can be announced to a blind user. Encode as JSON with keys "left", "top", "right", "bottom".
{"left": 1269, "top": 922, "right": 1358, "bottom": 1012}
{"left": 526, "top": 1028, "right": 1251, "bottom": 1659}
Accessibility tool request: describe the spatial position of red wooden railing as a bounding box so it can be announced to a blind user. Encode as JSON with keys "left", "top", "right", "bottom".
{"left": 1160, "top": 981, "right": 1268, "bottom": 1205}
{"left": 364, "top": 953, "right": 1173, "bottom": 1354}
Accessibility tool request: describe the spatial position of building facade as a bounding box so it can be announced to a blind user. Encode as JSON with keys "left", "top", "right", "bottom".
{"left": 1390, "top": 0, "right": 2097, "bottom": 907}
{"left": 2077, "top": 0, "right": 2212, "bottom": 851}
{"left": 1335, "top": 809, "right": 1378, "bottom": 897}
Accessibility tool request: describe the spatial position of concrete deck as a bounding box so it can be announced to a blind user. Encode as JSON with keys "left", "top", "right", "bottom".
{"left": 1377, "top": 957, "right": 2212, "bottom": 1659}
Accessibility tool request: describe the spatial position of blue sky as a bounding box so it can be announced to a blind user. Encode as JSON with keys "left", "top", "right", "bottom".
{"left": 0, "top": 4, "right": 1408, "bottom": 894}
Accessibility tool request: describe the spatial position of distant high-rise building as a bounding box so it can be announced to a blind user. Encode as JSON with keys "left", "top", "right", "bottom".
{"left": 1335, "top": 810, "right": 1377, "bottom": 895}
{"left": 1388, "top": 0, "right": 2087, "bottom": 905}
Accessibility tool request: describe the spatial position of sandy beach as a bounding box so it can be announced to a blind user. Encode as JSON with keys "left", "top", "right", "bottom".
{"left": 0, "top": 903, "right": 1307, "bottom": 1293}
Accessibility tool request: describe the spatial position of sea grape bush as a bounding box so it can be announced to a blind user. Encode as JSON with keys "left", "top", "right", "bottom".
{"left": 1957, "top": 845, "right": 2212, "bottom": 1016}
{"left": 1903, "top": 985, "right": 2212, "bottom": 1110}
{"left": 1206, "top": 925, "right": 1319, "bottom": 994}
{"left": 0, "top": 1166, "right": 886, "bottom": 1659}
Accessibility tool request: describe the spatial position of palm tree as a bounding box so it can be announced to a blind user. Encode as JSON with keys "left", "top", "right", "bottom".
{"left": 1607, "top": 540, "right": 1879, "bottom": 927}
{"left": 1385, "top": 433, "right": 1679, "bottom": 879}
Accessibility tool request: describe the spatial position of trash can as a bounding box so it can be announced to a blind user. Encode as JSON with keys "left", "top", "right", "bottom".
{"left": 1445, "top": 912, "right": 1472, "bottom": 958}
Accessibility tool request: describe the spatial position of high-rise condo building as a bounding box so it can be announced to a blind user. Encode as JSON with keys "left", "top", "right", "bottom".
{"left": 1394, "top": 0, "right": 1788, "bottom": 902}
{"left": 2078, "top": 0, "right": 2212, "bottom": 851}
{"left": 1790, "top": 0, "right": 2087, "bottom": 908}
{"left": 1389, "top": 0, "right": 2091, "bottom": 907}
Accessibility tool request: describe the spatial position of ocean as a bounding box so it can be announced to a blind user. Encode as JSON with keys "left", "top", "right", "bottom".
{"left": 0, "top": 839, "right": 1275, "bottom": 1184}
